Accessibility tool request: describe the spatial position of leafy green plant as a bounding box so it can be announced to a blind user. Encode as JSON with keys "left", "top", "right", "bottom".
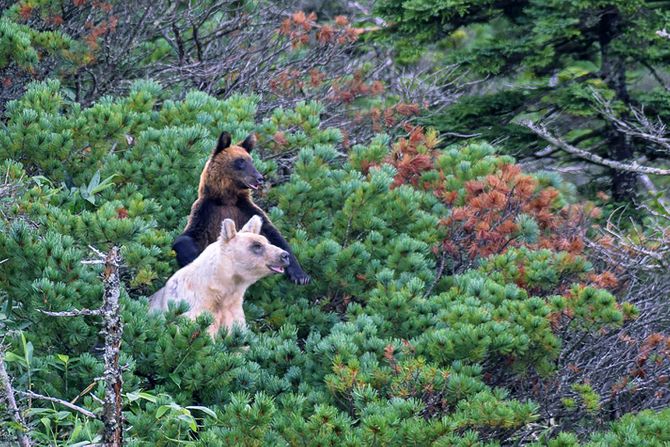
{"left": 70, "top": 170, "right": 119, "bottom": 206}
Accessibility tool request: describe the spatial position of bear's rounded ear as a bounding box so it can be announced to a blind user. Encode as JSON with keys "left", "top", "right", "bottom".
{"left": 220, "top": 219, "right": 237, "bottom": 242}
{"left": 240, "top": 133, "right": 257, "bottom": 153}
{"left": 240, "top": 215, "right": 263, "bottom": 234}
{"left": 214, "top": 132, "right": 232, "bottom": 155}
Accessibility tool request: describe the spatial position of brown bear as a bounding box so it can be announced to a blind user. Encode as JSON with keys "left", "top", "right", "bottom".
{"left": 172, "top": 131, "right": 309, "bottom": 284}
{"left": 150, "top": 215, "right": 289, "bottom": 337}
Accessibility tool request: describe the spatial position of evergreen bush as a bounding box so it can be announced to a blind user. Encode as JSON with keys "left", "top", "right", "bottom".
{"left": 1, "top": 81, "right": 668, "bottom": 445}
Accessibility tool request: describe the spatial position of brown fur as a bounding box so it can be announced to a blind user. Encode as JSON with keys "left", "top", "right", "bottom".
{"left": 172, "top": 131, "right": 310, "bottom": 284}
{"left": 196, "top": 144, "right": 254, "bottom": 201}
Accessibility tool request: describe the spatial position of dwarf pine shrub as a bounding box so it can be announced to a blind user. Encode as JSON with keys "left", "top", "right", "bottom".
{"left": 1, "top": 81, "right": 667, "bottom": 445}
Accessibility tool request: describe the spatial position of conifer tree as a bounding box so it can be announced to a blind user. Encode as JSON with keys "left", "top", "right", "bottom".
{"left": 376, "top": 0, "right": 670, "bottom": 201}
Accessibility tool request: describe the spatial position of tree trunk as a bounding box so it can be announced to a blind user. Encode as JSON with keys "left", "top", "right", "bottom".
{"left": 599, "top": 7, "right": 637, "bottom": 201}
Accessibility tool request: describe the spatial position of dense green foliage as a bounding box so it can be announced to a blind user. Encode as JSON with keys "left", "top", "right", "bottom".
{"left": 377, "top": 0, "right": 670, "bottom": 200}
{"left": 0, "top": 81, "right": 667, "bottom": 445}
{"left": 0, "top": 0, "right": 669, "bottom": 445}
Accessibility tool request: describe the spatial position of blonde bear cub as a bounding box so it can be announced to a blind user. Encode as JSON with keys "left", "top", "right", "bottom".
{"left": 150, "top": 215, "right": 290, "bottom": 337}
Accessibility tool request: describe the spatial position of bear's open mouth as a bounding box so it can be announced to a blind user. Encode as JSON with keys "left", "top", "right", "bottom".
{"left": 267, "top": 264, "right": 285, "bottom": 274}
{"left": 244, "top": 179, "right": 261, "bottom": 190}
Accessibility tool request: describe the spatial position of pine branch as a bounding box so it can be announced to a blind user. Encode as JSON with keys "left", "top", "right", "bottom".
{"left": 100, "top": 246, "right": 124, "bottom": 447}
{"left": 17, "top": 390, "right": 98, "bottom": 420}
{"left": 0, "top": 345, "right": 32, "bottom": 447}
{"left": 521, "top": 121, "right": 670, "bottom": 175}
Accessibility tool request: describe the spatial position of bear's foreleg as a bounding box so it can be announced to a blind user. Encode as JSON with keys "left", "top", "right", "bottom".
{"left": 172, "top": 234, "right": 201, "bottom": 268}
{"left": 261, "top": 222, "right": 310, "bottom": 284}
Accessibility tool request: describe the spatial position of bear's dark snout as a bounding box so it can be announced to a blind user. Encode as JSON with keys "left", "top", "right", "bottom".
{"left": 280, "top": 251, "right": 290, "bottom": 266}
{"left": 245, "top": 166, "right": 264, "bottom": 190}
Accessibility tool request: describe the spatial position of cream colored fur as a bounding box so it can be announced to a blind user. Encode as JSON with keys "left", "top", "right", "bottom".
{"left": 150, "top": 215, "right": 288, "bottom": 338}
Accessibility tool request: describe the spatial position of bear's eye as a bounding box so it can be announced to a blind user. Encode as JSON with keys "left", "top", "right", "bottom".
{"left": 234, "top": 158, "right": 246, "bottom": 170}
{"left": 250, "top": 242, "right": 264, "bottom": 255}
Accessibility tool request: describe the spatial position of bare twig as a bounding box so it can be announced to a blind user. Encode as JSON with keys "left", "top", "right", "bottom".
{"left": 597, "top": 209, "right": 670, "bottom": 271}
{"left": 70, "top": 378, "right": 104, "bottom": 405}
{"left": 17, "top": 390, "right": 98, "bottom": 420}
{"left": 592, "top": 91, "right": 670, "bottom": 153}
{"left": 0, "top": 345, "right": 32, "bottom": 447}
{"left": 522, "top": 120, "right": 670, "bottom": 175}
{"left": 441, "top": 131, "right": 482, "bottom": 138}
{"left": 81, "top": 259, "right": 108, "bottom": 265}
{"left": 38, "top": 308, "right": 102, "bottom": 317}
{"left": 88, "top": 245, "right": 107, "bottom": 259}
{"left": 346, "top": 1, "right": 387, "bottom": 27}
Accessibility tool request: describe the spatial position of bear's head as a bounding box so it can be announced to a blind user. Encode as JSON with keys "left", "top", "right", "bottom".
{"left": 199, "top": 131, "right": 264, "bottom": 198}
{"left": 219, "top": 215, "right": 290, "bottom": 283}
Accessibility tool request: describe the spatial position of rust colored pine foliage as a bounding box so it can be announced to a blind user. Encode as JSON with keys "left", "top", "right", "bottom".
{"left": 384, "top": 126, "right": 601, "bottom": 272}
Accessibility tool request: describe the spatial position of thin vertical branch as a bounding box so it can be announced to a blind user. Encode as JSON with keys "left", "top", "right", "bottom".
{"left": 100, "top": 247, "right": 123, "bottom": 447}
{"left": 0, "top": 344, "right": 32, "bottom": 447}
{"left": 424, "top": 249, "right": 448, "bottom": 298}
